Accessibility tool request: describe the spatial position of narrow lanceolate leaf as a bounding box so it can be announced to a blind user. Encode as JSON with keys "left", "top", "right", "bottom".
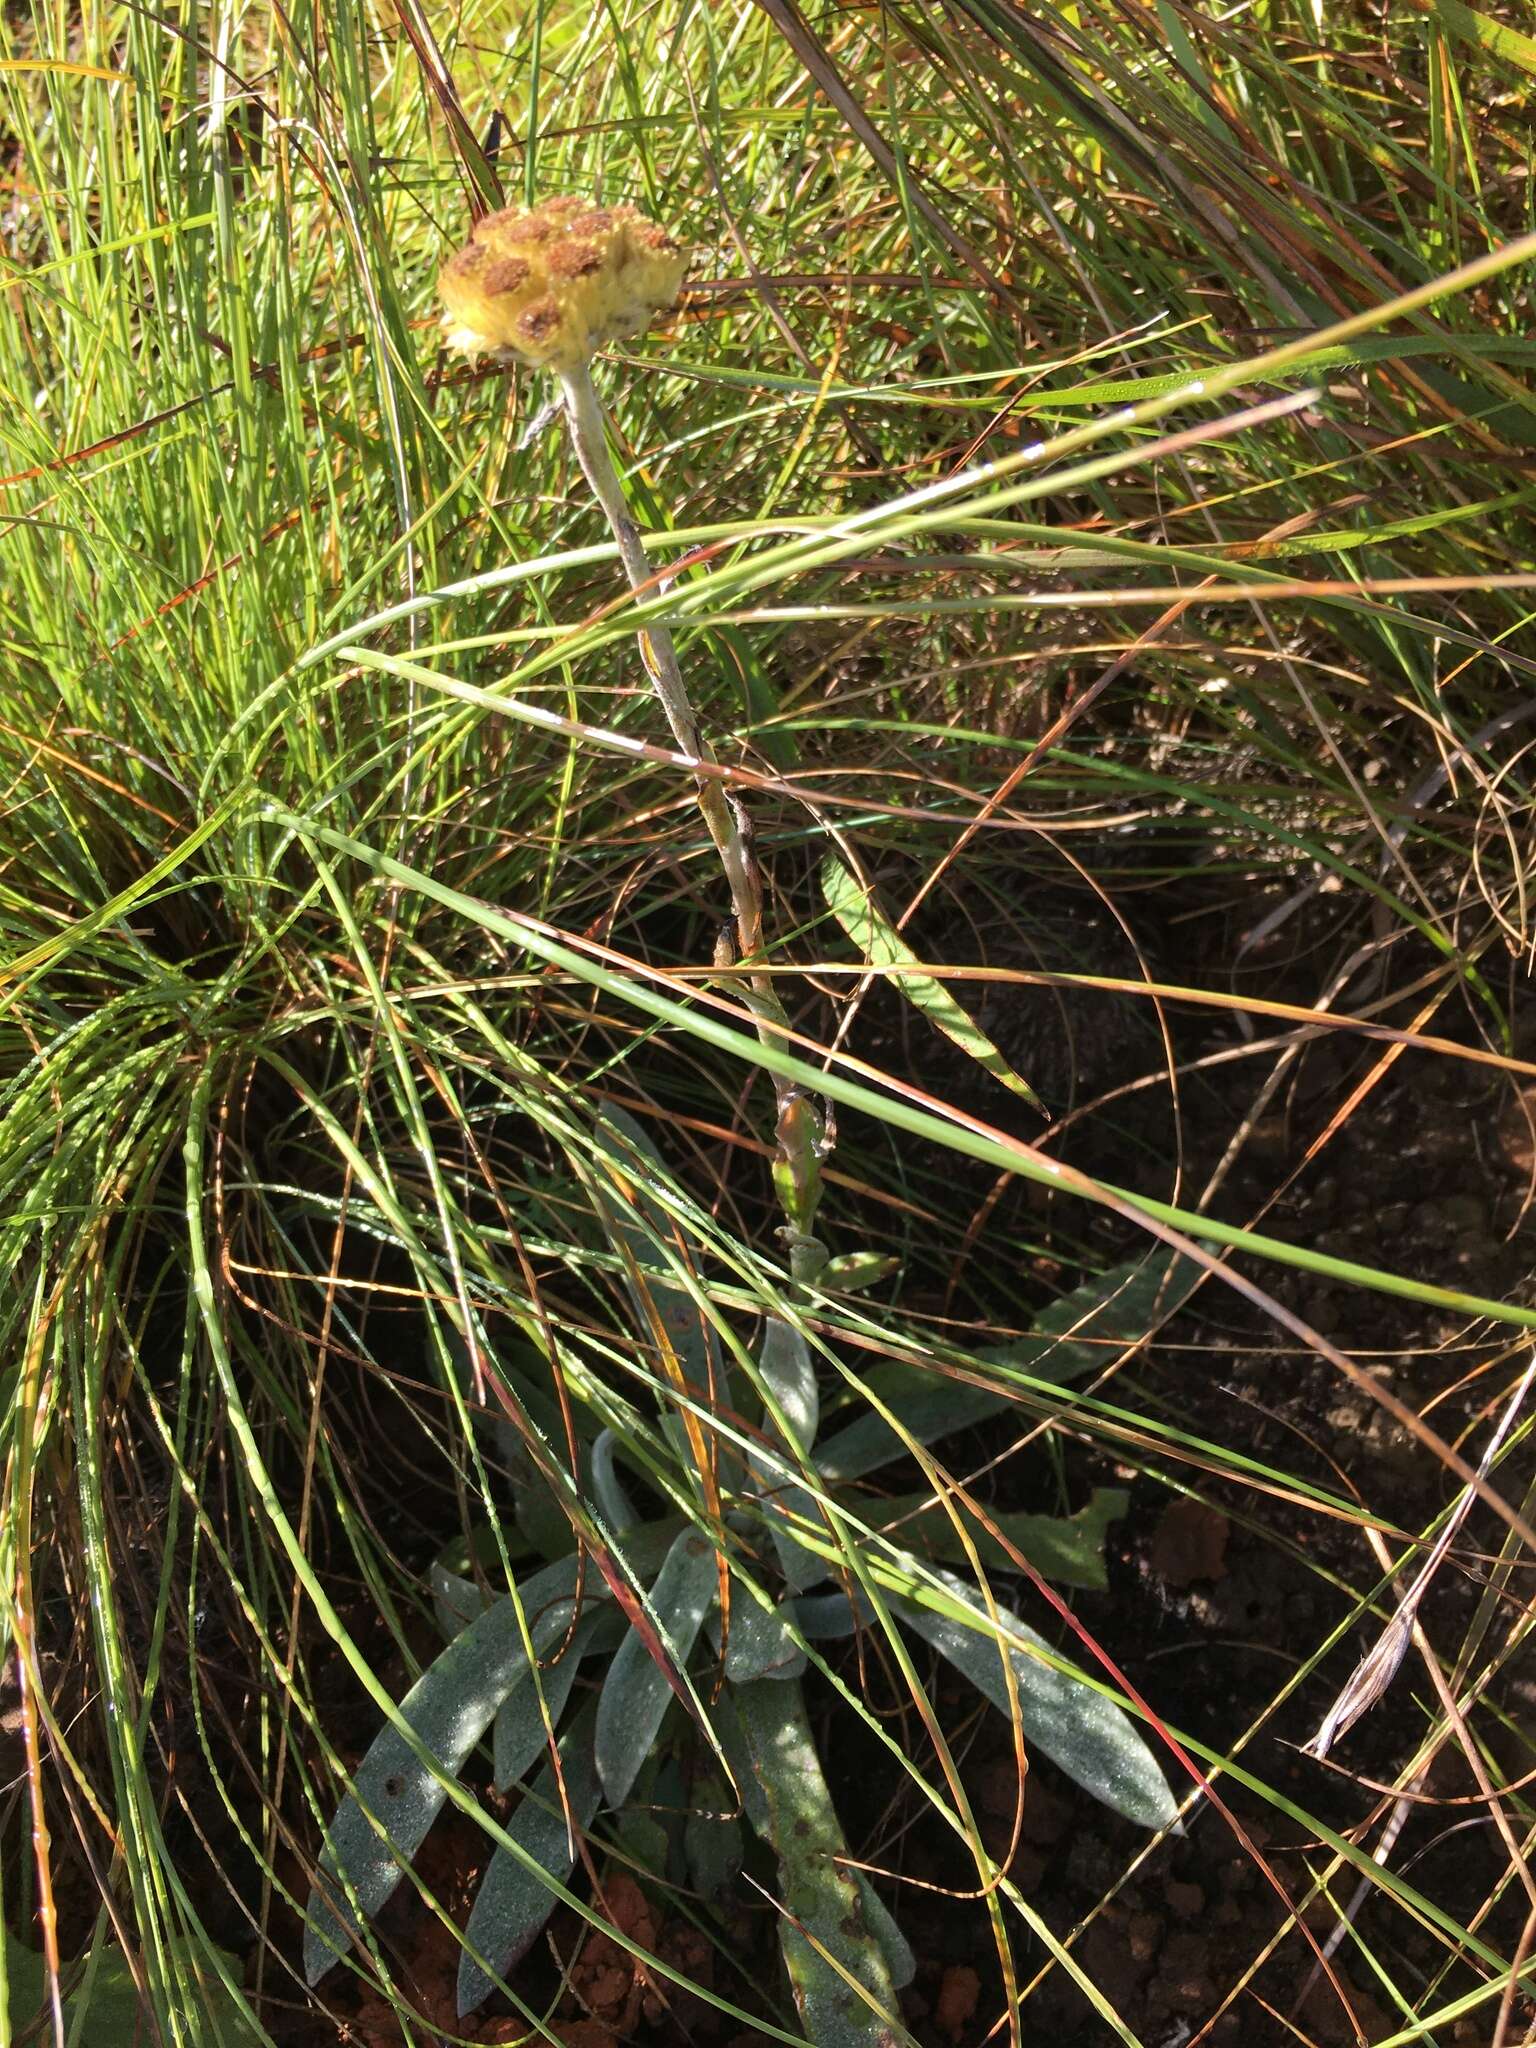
{"left": 821, "top": 858, "right": 1043, "bottom": 1111}
{"left": 854, "top": 1876, "right": 916, "bottom": 1991}
{"left": 594, "top": 1530, "right": 717, "bottom": 1806}
{"left": 735, "top": 1678, "right": 907, "bottom": 2048}
{"left": 303, "top": 1557, "right": 581, "bottom": 1984}
{"left": 685, "top": 1758, "right": 745, "bottom": 1900}
{"left": 817, "top": 1250, "right": 1194, "bottom": 1482}
{"left": 492, "top": 1614, "right": 593, "bottom": 1792}
{"left": 868, "top": 1486, "right": 1129, "bottom": 1591}
{"left": 752, "top": 1316, "right": 825, "bottom": 1592}
{"left": 1411, "top": 0, "right": 1536, "bottom": 75}
{"left": 457, "top": 1706, "right": 604, "bottom": 2017}
{"left": 892, "top": 1568, "right": 1178, "bottom": 1833}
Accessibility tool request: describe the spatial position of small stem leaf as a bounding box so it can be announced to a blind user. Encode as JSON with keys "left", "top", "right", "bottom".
{"left": 595, "top": 1530, "right": 718, "bottom": 1806}
{"left": 818, "top": 1251, "right": 1194, "bottom": 1481}
{"left": 866, "top": 1486, "right": 1129, "bottom": 1591}
{"left": 736, "top": 1678, "right": 905, "bottom": 2048}
{"left": 892, "top": 1570, "right": 1178, "bottom": 1832}
{"left": 820, "top": 1252, "right": 901, "bottom": 1295}
{"left": 821, "top": 857, "right": 1043, "bottom": 1111}
{"left": 760, "top": 1317, "right": 819, "bottom": 1448}
{"left": 457, "top": 1707, "right": 604, "bottom": 2017}
{"left": 752, "top": 1317, "right": 826, "bottom": 1592}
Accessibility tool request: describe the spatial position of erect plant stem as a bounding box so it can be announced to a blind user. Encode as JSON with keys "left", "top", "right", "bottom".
{"left": 557, "top": 361, "right": 827, "bottom": 1280}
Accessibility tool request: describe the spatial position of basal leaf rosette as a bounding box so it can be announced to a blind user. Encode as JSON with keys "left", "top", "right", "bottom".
{"left": 437, "top": 196, "right": 688, "bottom": 369}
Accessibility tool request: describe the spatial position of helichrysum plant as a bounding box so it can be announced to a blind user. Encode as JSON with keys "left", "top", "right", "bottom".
{"left": 304, "top": 1110, "right": 1183, "bottom": 2041}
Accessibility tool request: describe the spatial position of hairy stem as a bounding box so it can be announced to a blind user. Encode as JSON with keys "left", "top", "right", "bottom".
{"left": 558, "top": 360, "right": 827, "bottom": 1279}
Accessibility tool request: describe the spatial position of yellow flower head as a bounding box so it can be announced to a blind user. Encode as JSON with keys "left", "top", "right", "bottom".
{"left": 437, "top": 197, "right": 689, "bottom": 371}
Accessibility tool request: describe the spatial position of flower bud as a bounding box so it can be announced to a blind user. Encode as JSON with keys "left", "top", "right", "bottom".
{"left": 437, "top": 197, "right": 688, "bottom": 370}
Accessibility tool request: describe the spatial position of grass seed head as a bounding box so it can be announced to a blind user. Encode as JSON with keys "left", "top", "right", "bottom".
{"left": 437, "top": 197, "right": 688, "bottom": 370}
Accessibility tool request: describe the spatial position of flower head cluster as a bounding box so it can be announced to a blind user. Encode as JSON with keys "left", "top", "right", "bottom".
{"left": 437, "top": 197, "right": 688, "bottom": 370}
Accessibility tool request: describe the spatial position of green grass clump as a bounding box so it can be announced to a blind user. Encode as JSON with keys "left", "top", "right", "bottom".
{"left": 1, "top": 0, "right": 1535, "bottom": 2041}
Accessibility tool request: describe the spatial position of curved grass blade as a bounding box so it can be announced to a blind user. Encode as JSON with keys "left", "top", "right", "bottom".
{"left": 587, "top": 1107, "right": 723, "bottom": 1405}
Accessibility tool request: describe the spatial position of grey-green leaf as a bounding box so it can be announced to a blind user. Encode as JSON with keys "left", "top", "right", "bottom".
{"left": 893, "top": 1570, "right": 1178, "bottom": 1832}
{"left": 716, "top": 1595, "right": 807, "bottom": 1683}
{"left": 736, "top": 1678, "right": 907, "bottom": 2048}
{"left": 303, "top": 1556, "right": 581, "bottom": 1984}
{"left": 591, "top": 1428, "right": 638, "bottom": 1533}
{"left": 761, "top": 1316, "right": 818, "bottom": 1448}
{"left": 685, "top": 1759, "right": 745, "bottom": 1900}
{"left": 457, "top": 1707, "right": 603, "bottom": 2016}
{"left": 594, "top": 1530, "right": 717, "bottom": 1806}
{"left": 752, "top": 1317, "right": 827, "bottom": 1593}
{"left": 492, "top": 1620, "right": 589, "bottom": 1792}
{"left": 818, "top": 1252, "right": 1194, "bottom": 1481}
{"left": 855, "top": 1876, "right": 915, "bottom": 1991}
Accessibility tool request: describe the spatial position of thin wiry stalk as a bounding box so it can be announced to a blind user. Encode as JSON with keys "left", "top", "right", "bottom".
{"left": 558, "top": 356, "right": 830, "bottom": 1281}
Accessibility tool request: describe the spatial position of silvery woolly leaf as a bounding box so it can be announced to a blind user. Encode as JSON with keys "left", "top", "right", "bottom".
{"left": 491, "top": 1616, "right": 589, "bottom": 1792}
{"left": 591, "top": 1427, "right": 638, "bottom": 1533}
{"left": 457, "top": 1705, "right": 603, "bottom": 2016}
{"left": 594, "top": 1529, "right": 717, "bottom": 1806}
{"left": 892, "top": 1568, "right": 1179, "bottom": 1833}
{"left": 712, "top": 1595, "right": 807, "bottom": 1683}
{"left": 685, "top": 1759, "right": 744, "bottom": 1900}
{"left": 817, "top": 1251, "right": 1194, "bottom": 1482}
{"left": 303, "top": 1556, "right": 581, "bottom": 1984}
{"left": 736, "top": 1678, "right": 906, "bottom": 2047}
{"left": 855, "top": 1875, "right": 915, "bottom": 1991}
